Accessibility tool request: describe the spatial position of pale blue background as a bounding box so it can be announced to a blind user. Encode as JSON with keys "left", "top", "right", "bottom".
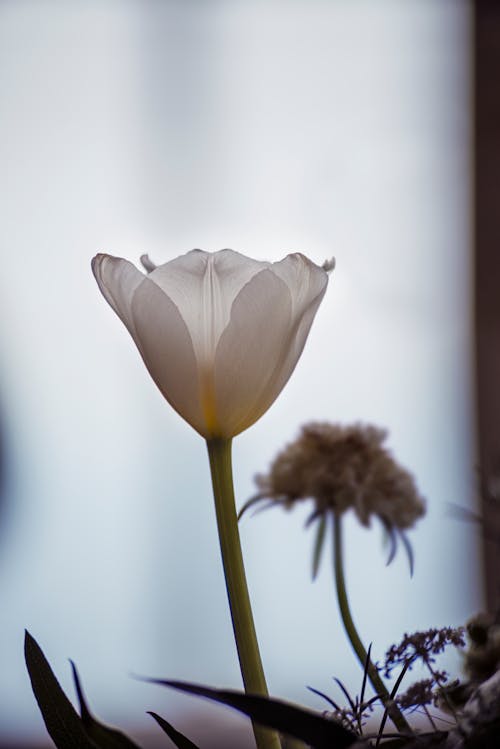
{"left": 0, "top": 0, "right": 480, "bottom": 745}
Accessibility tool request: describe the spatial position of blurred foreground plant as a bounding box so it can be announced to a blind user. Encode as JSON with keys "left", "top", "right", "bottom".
{"left": 25, "top": 417, "right": 498, "bottom": 747}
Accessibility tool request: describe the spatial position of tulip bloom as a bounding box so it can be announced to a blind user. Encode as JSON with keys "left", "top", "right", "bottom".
{"left": 92, "top": 249, "right": 330, "bottom": 439}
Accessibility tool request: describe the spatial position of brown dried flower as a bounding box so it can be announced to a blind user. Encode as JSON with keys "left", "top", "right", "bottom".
{"left": 396, "top": 678, "right": 436, "bottom": 710}
{"left": 253, "top": 422, "right": 426, "bottom": 530}
{"left": 384, "top": 627, "right": 466, "bottom": 678}
{"left": 463, "top": 611, "right": 500, "bottom": 683}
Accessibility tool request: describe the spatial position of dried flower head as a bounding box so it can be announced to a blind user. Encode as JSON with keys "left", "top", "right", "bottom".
{"left": 464, "top": 611, "right": 500, "bottom": 683}
{"left": 396, "top": 678, "right": 436, "bottom": 710}
{"left": 253, "top": 422, "right": 425, "bottom": 531}
{"left": 384, "top": 627, "right": 466, "bottom": 678}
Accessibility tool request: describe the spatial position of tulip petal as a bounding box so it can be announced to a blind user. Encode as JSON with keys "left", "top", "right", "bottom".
{"left": 148, "top": 250, "right": 267, "bottom": 364}
{"left": 130, "top": 277, "right": 206, "bottom": 435}
{"left": 91, "top": 254, "right": 145, "bottom": 342}
{"left": 269, "top": 253, "right": 329, "bottom": 374}
{"left": 271, "top": 253, "right": 329, "bottom": 319}
{"left": 213, "top": 259, "right": 328, "bottom": 437}
{"left": 212, "top": 270, "right": 291, "bottom": 437}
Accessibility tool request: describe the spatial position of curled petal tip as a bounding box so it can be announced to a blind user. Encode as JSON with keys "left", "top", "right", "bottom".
{"left": 91, "top": 252, "right": 113, "bottom": 270}
{"left": 140, "top": 254, "right": 157, "bottom": 273}
{"left": 91, "top": 253, "right": 106, "bottom": 277}
{"left": 91, "top": 253, "right": 123, "bottom": 285}
{"left": 322, "top": 257, "right": 336, "bottom": 273}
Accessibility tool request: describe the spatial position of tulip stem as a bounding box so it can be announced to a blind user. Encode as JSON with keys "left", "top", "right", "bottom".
{"left": 206, "top": 438, "right": 282, "bottom": 749}
{"left": 332, "top": 512, "right": 411, "bottom": 735}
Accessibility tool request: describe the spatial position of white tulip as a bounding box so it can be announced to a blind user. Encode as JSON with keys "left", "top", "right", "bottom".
{"left": 92, "top": 249, "right": 331, "bottom": 439}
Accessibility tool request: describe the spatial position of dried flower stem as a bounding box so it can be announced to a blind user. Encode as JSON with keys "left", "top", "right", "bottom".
{"left": 422, "top": 705, "right": 438, "bottom": 731}
{"left": 207, "top": 438, "right": 282, "bottom": 749}
{"left": 424, "top": 660, "right": 459, "bottom": 723}
{"left": 332, "top": 512, "right": 410, "bottom": 734}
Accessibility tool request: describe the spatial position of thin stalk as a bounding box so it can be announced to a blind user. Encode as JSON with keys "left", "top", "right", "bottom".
{"left": 206, "top": 438, "right": 282, "bottom": 749}
{"left": 422, "top": 705, "right": 438, "bottom": 731}
{"left": 332, "top": 512, "right": 411, "bottom": 734}
{"left": 424, "top": 660, "right": 461, "bottom": 726}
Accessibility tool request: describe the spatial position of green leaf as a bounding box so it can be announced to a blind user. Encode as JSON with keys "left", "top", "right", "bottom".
{"left": 146, "top": 679, "right": 358, "bottom": 749}
{"left": 71, "top": 662, "right": 142, "bottom": 748}
{"left": 311, "top": 515, "right": 327, "bottom": 580}
{"left": 24, "top": 631, "right": 99, "bottom": 749}
{"left": 147, "top": 712, "right": 200, "bottom": 749}
{"left": 375, "top": 661, "right": 411, "bottom": 748}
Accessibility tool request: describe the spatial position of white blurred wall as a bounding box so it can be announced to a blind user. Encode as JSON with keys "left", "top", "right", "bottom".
{"left": 0, "top": 0, "right": 479, "bottom": 744}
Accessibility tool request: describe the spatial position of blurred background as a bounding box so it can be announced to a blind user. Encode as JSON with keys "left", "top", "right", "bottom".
{"left": 0, "top": 0, "right": 482, "bottom": 746}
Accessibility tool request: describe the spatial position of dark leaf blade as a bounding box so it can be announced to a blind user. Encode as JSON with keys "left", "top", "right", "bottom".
{"left": 333, "top": 678, "right": 357, "bottom": 714}
{"left": 24, "top": 631, "right": 99, "bottom": 749}
{"left": 380, "top": 517, "right": 397, "bottom": 568}
{"left": 311, "top": 515, "right": 327, "bottom": 580}
{"left": 375, "top": 662, "right": 411, "bottom": 748}
{"left": 147, "top": 712, "right": 200, "bottom": 749}
{"left": 147, "top": 679, "right": 358, "bottom": 749}
{"left": 71, "top": 661, "right": 92, "bottom": 723}
{"left": 237, "top": 494, "right": 265, "bottom": 520}
{"left": 71, "top": 662, "right": 141, "bottom": 749}
{"left": 398, "top": 531, "right": 415, "bottom": 577}
{"left": 306, "top": 686, "right": 341, "bottom": 712}
{"left": 359, "top": 643, "right": 372, "bottom": 711}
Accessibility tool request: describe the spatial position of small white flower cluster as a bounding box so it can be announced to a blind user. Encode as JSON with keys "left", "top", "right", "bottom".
{"left": 255, "top": 422, "right": 426, "bottom": 530}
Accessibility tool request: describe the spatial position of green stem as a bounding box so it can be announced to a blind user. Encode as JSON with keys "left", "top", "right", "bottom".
{"left": 332, "top": 512, "right": 411, "bottom": 734}
{"left": 206, "top": 438, "right": 282, "bottom": 749}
